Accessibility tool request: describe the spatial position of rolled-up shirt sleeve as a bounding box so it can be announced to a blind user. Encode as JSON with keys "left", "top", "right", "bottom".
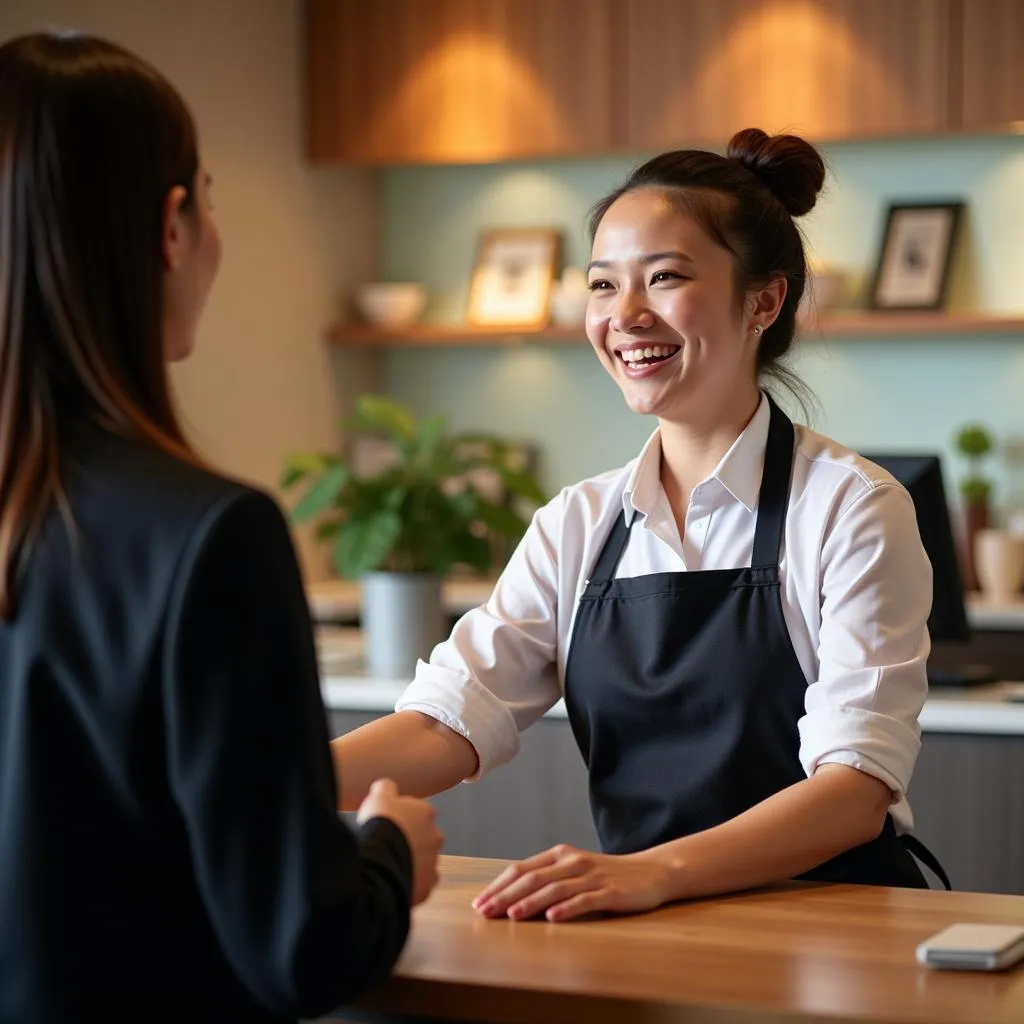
{"left": 798, "top": 481, "right": 931, "bottom": 805}
{"left": 396, "top": 492, "right": 566, "bottom": 779}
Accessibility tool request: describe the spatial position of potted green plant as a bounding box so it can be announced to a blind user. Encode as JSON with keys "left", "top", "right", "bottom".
{"left": 953, "top": 423, "right": 994, "bottom": 592}
{"left": 281, "top": 394, "right": 546, "bottom": 678}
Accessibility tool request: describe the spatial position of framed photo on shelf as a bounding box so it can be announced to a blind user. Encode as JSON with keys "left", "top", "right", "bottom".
{"left": 868, "top": 201, "right": 964, "bottom": 311}
{"left": 466, "top": 228, "right": 560, "bottom": 328}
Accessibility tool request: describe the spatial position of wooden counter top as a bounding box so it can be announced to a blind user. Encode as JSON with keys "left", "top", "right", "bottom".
{"left": 351, "top": 856, "right": 1024, "bottom": 1024}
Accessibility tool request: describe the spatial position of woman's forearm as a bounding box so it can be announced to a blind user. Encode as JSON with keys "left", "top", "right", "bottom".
{"left": 640, "top": 764, "right": 892, "bottom": 901}
{"left": 331, "top": 710, "right": 479, "bottom": 811}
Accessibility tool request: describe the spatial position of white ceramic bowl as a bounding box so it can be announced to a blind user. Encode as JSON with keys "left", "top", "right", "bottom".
{"left": 355, "top": 283, "right": 427, "bottom": 329}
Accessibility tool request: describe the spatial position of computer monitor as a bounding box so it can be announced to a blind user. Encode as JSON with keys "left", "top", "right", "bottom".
{"left": 860, "top": 454, "right": 969, "bottom": 642}
{"left": 859, "top": 453, "right": 989, "bottom": 686}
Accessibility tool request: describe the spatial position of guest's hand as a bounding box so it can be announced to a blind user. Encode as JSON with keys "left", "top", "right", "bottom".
{"left": 357, "top": 779, "right": 444, "bottom": 905}
{"left": 472, "top": 844, "right": 673, "bottom": 922}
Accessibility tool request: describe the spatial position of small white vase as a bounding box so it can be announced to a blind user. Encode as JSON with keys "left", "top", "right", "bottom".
{"left": 549, "top": 267, "right": 589, "bottom": 327}
{"left": 973, "top": 529, "right": 1024, "bottom": 602}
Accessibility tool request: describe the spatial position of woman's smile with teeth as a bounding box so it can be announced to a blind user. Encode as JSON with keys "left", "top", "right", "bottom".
{"left": 619, "top": 344, "right": 680, "bottom": 365}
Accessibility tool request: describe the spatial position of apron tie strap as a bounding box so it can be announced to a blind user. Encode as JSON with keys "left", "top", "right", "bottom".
{"left": 901, "top": 834, "right": 953, "bottom": 890}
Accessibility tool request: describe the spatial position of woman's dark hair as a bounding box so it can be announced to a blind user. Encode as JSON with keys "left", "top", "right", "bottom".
{"left": 589, "top": 127, "right": 826, "bottom": 408}
{"left": 0, "top": 32, "right": 200, "bottom": 618}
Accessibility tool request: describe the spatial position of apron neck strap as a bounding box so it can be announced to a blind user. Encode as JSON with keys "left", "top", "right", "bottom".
{"left": 593, "top": 395, "right": 796, "bottom": 583}
{"left": 590, "top": 509, "right": 635, "bottom": 584}
{"left": 751, "top": 395, "right": 796, "bottom": 570}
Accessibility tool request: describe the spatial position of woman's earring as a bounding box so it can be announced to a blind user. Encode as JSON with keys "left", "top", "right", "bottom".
{"left": 753, "top": 324, "right": 763, "bottom": 337}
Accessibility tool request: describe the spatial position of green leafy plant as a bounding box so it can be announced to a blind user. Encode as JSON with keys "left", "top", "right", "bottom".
{"left": 954, "top": 423, "right": 994, "bottom": 503}
{"left": 280, "top": 395, "right": 547, "bottom": 579}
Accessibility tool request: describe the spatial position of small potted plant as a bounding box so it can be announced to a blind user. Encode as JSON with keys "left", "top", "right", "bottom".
{"left": 281, "top": 394, "right": 546, "bottom": 678}
{"left": 953, "top": 423, "right": 994, "bottom": 592}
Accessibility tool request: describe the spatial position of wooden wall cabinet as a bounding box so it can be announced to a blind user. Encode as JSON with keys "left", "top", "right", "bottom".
{"left": 959, "top": 0, "right": 1024, "bottom": 128}
{"left": 307, "top": 1, "right": 1019, "bottom": 166}
{"left": 613, "top": 0, "right": 954, "bottom": 150}
{"left": 306, "top": 0, "right": 611, "bottom": 164}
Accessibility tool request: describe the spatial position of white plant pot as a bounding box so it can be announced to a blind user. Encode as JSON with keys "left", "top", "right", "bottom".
{"left": 974, "top": 529, "right": 1024, "bottom": 602}
{"left": 360, "top": 572, "right": 447, "bottom": 679}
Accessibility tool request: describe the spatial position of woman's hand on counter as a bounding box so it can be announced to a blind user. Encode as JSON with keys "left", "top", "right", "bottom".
{"left": 471, "top": 844, "right": 674, "bottom": 923}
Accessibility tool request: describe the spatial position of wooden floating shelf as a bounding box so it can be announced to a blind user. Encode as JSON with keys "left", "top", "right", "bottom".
{"left": 328, "top": 323, "right": 585, "bottom": 346}
{"left": 801, "top": 311, "right": 1024, "bottom": 338}
{"left": 328, "top": 312, "right": 1024, "bottom": 347}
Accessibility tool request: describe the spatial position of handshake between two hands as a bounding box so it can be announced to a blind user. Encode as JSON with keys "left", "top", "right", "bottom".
{"left": 356, "top": 779, "right": 673, "bottom": 922}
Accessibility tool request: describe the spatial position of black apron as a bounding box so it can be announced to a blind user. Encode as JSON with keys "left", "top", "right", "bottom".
{"left": 564, "top": 398, "right": 950, "bottom": 890}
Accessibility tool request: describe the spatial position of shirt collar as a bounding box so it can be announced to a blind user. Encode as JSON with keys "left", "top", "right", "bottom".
{"left": 714, "top": 392, "right": 771, "bottom": 512}
{"left": 621, "top": 429, "right": 663, "bottom": 521}
{"left": 621, "top": 392, "right": 772, "bottom": 519}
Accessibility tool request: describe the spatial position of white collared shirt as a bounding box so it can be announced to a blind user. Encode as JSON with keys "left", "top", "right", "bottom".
{"left": 396, "top": 394, "right": 932, "bottom": 833}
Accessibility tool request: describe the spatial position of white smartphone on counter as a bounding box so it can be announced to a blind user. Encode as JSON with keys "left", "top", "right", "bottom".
{"left": 916, "top": 923, "right": 1024, "bottom": 971}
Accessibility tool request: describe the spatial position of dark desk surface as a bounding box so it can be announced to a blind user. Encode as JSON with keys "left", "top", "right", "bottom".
{"left": 353, "top": 856, "right": 1024, "bottom": 1024}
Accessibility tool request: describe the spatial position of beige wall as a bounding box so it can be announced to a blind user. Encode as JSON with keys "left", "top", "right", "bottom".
{"left": 0, "top": 0, "right": 381, "bottom": 578}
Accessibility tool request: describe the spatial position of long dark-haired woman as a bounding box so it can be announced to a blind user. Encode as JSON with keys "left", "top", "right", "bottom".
{"left": 0, "top": 32, "right": 442, "bottom": 1024}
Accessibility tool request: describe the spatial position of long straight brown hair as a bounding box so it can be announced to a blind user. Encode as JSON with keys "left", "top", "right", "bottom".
{"left": 0, "top": 33, "right": 201, "bottom": 619}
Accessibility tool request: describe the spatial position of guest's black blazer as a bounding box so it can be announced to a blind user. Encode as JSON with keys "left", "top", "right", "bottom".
{"left": 0, "top": 431, "right": 412, "bottom": 1023}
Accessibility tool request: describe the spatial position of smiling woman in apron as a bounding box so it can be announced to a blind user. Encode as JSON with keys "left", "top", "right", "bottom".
{"left": 332, "top": 126, "right": 950, "bottom": 922}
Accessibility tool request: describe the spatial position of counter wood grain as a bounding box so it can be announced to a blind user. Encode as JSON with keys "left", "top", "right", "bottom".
{"left": 348, "top": 856, "right": 1024, "bottom": 1024}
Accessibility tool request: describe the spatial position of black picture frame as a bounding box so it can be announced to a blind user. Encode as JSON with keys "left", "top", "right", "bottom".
{"left": 868, "top": 201, "right": 965, "bottom": 311}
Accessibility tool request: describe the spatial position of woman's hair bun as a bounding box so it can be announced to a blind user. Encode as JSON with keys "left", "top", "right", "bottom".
{"left": 726, "top": 128, "right": 825, "bottom": 218}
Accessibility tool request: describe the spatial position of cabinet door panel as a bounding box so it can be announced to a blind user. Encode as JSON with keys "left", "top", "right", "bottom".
{"left": 908, "top": 733, "right": 1024, "bottom": 895}
{"left": 615, "top": 0, "right": 953, "bottom": 149}
{"left": 960, "top": 0, "right": 1024, "bottom": 127}
{"left": 307, "top": 0, "right": 611, "bottom": 164}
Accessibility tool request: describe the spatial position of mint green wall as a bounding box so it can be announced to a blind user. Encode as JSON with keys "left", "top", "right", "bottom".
{"left": 380, "top": 137, "right": 1024, "bottom": 516}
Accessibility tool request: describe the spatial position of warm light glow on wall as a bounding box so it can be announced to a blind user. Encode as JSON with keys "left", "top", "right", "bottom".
{"left": 694, "top": 0, "right": 894, "bottom": 138}
{"left": 371, "top": 31, "right": 561, "bottom": 162}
